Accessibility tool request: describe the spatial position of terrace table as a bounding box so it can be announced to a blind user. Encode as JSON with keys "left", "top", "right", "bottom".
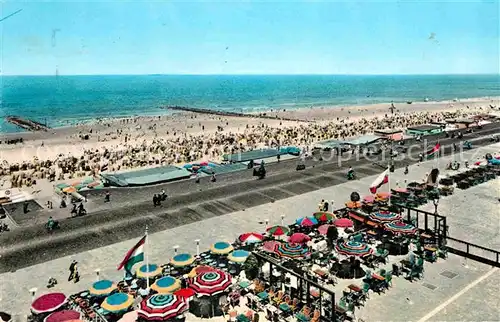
{"left": 371, "top": 273, "right": 385, "bottom": 281}
{"left": 348, "top": 284, "right": 361, "bottom": 292}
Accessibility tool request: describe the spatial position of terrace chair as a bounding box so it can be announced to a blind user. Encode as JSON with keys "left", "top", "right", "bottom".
{"left": 352, "top": 233, "right": 364, "bottom": 243}
{"left": 283, "top": 294, "right": 292, "bottom": 305}
{"left": 362, "top": 269, "right": 372, "bottom": 283}
{"left": 290, "top": 298, "right": 299, "bottom": 311}
{"left": 375, "top": 248, "right": 389, "bottom": 264}
{"left": 273, "top": 291, "right": 284, "bottom": 304}
{"left": 384, "top": 271, "right": 393, "bottom": 288}
{"left": 301, "top": 306, "right": 311, "bottom": 318}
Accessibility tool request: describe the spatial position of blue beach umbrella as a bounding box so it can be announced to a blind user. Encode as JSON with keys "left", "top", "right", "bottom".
{"left": 227, "top": 250, "right": 250, "bottom": 263}
{"left": 136, "top": 264, "right": 162, "bottom": 278}
{"left": 151, "top": 276, "right": 181, "bottom": 294}
{"left": 101, "top": 293, "right": 133, "bottom": 313}
{"left": 170, "top": 253, "right": 195, "bottom": 267}
{"left": 89, "top": 279, "right": 116, "bottom": 297}
{"left": 210, "top": 242, "right": 234, "bottom": 255}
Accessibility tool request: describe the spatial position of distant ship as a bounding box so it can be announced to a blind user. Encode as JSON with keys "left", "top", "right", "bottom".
{"left": 424, "top": 97, "right": 430, "bottom": 102}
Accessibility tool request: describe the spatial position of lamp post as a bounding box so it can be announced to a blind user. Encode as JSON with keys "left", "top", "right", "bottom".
{"left": 265, "top": 219, "right": 269, "bottom": 230}
{"left": 195, "top": 239, "right": 200, "bottom": 257}
{"left": 281, "top": 215, "right": 285, "bottom": 226}
{"left": 94, "top": 268, "right": 100, "bottom": 281}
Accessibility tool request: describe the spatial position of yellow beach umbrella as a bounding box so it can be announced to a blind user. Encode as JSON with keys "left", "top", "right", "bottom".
{"left": 136, "top": 264, "right": 162, "bottom": 279}
{"left": 170, "top": 253, "right": 195, "bottom": 267}
{"left": 210, "top": 242, "right": 233, "bottom": 255}
{"left": 101, "top": 293, "right": 133, "bottom": 313}
{"left": 89, "top": 279, "right": 116, "bottom": 296}
{"left": 151, "top": 276, "right": 181, "bottom": 294}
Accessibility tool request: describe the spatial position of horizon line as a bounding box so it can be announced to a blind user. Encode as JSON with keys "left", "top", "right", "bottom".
{"left": 2, "top": 73, "right": 499, "bottom": 77}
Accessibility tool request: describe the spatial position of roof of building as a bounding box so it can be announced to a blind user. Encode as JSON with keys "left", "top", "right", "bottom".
{"left": 374, "top": 128, "right": 403, "bottom": 135}
{"left": 343, "top": 135, "right": 382, "bottom": 146}
{"left": 223, "top": 148, "right": 283, "bottom": 162}
{"left": 407, "top": 124, "right": 442, "bottom": 132}
{"left": 101, "top": 166, "right": 192, "bottom": 187}
{"left": 313, "top": 139, "right": 345, "bottom": 149}
{"left": 445, "top": 118, "right": 475, "bottom": 124}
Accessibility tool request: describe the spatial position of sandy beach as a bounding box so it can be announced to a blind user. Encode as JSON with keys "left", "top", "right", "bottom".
{"left": 0, "top": 97, "right": 498, "bottom": 191}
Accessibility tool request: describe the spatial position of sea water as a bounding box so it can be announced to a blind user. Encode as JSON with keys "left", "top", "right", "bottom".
{"left": 1, "top": 74, "right": 499, "bottom": 133}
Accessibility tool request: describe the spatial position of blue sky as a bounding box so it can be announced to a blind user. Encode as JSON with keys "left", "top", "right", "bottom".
{"left": 1, "top": 0, "right": 498, "bottom": 75}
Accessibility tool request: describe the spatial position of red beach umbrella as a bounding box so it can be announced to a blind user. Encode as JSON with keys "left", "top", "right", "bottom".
{"left": 44, "top": 310, "right": 81, "bottom": 322}
{"left": 318, "top": 224, "right": 332, "bottom": 235}
{"left": 31, "top": 293, "right": 67, "bottom": 315}
{"left": 188, "top": 270, "right": 232, "bottom": 296}
{"left": 138, "top": 294, "right": 188, "bottom": 321}
{"left": 174, "top": 288, "right": 196, "bottom": 299}
{"left": 238, "top": 232, "right": 264, "bottom": 244}
{"left": 288, "top": 233, "right": 311, "bottom": 244}
{"left": 334, "top": 218, "right": 354, "bottom": 228}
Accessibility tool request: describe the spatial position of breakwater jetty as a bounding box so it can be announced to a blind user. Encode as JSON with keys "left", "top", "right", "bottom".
{"left": 163, "top": 106, "right": 314, "bottom": 123}
{"left": 5, "top": 116, "right": 50, "bottom": 132}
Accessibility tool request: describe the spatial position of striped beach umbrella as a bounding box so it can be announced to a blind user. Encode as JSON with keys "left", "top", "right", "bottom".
{"left": 188, "top": 270, "right": 232, "bottom": 296}
{"left": 369, "top": 211, "right": 401, "bottom": 223}
{"left": 89, "top": 279, "right": 116, "bottom": 297}
{"left": 101, "top": 293, "right": 134, "bottom": 313}
{"left": 31, "top": 293, "right": 67, "bottom": 315}
{"left": 266, "top": 225, "right": 290, "bottom": 236}
{"left": 138, "top": 294, "right": 188, "bottom": 321}
{"left": 210, "top": 242, "right": 234, "bottom": 255}
{"left": 151, "top": 276, "right": 181, "bottom": 294}
{"left": 227, "top": 250, "right": 250, "bottom": 263}
{"left": 44, "top": 310, "right": 81, "bottom": 322}
{"left": 238, "top": 232, "right": 264, "bottom": 244}
{"left": 335, "top": 240, "right": 372, "bottom": 257}
{"left": 170, "top": 253, "right": 195, "bottom": 267}
{"left": 384, "top": 221, "right": 417, "bottom": 235}
{"left": 313, "top": 212, "right": 335, "bottom": 222}
{"left": 274, "top": 243, "right": 309, "bottom": 259}
{"left": 136, "top": 264, "right": 162, "bottom": 278}
{"left": 296, "top": 217, "right": 318, "bottom": 227}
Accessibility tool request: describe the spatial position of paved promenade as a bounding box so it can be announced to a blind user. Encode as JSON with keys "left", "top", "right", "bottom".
{"left": 1, "top": 143, "right": 499, "bottom": 321}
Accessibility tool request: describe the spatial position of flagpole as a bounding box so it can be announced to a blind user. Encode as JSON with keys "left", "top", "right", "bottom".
{"left": 145, "top": 225, "right": 149, "bottom": 289}
{"left": 388, "top": 165, "right": 391, "bottom": 206}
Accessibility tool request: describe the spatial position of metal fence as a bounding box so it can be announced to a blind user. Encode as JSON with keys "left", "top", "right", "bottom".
{"left": 446, "top": 237, "right": 500, "bottom": 268}
{"left": 396, "top": 205, "right": 448, "bottom": 247}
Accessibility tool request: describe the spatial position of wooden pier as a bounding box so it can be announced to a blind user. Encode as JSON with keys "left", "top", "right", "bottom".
{"left": 5, "top": 116, "right": 50, "bottom": 132}
{"left": 163, "top": 106, "right": 314, "bottom": 123}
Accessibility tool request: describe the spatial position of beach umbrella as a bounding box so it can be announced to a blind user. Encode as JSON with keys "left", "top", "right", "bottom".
{"left": 174, "top": 288, "right": 196, "bottom": 301}
{"left": 335, "top": 240, "right": 372, "bottom": 257}
{"left": 392, "top": 187, "right": 409, "bottom": 194}
{"left": 313, "top": 212, "right": 335, "bottom": 222}
{"left": 31, "top": 293, "right": 67, "bottom": 315}
{"left": 62, "top": 186, "right": 76, "bottom": 194}
{"left": 151, "top": 276, "right": 181, "bottom": 294}
{"left": 288, "top": 233, "right": 311, "bottom": 244}
{"left": 138, "top": 294, "right": 188, "bottom": 321}
{"left": 274, "top": 242, "right": 309, "bottom": 259}
{"left": 362, "top": 195, "right": 375, "bottom": 203}
{"left": 384, "top": 221, "right": 418, "bottom": 234}
{"left": 188, "top": 270, "right": 232, "bottom": 296}
{"left": 117, "top": 311, "right": 138, "bottom": 322}
{"left": 187, "top": 265, "right": 216, "bottom": 278}
{"left": 318, "top": 224, "right": 333, "bottom": 235}
{"left": 101, "top": 293, "right": 134, "bottom": 313}
{"left": 345, "top": 201, "right": 361, "bottom": 209}
{"left": 227, "top": 250, "right": 250, "bottom": 263}
{"left": 238, "top": 232, "right": 264, "bottom": 244}
{"left": 266, "top": 225, "right": 290, "bottom": 236}
{"left": 210, "top": 242, "right": 234, "bottom": 255}
{"left": 376, "top": 192, "right": 391, "bottom": 199}
{"left": 296, "top": 217, "right": 318, "bottom": 227}
{"left": 170, "top": 253, "right": 195, "bottom": 267}
{"left": 89, "top": 279, "right": 116, "bottom": 297}
{"left": 263, "top": 240, "right": 280, "bottom": 252}
{"left": 333, "top": 218, "right": 354, "bottom": 228}
{"left": 369, "top": 211, "right": 401, "bottom": 223}
{"left": 44, "top": 310, "right": 81, "bottom": 322}
{"left": 136, "top": 264, "right": 162, "bottom": 279}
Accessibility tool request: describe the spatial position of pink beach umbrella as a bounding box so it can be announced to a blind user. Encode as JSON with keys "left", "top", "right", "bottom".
{"left": 334, "top": 218, "right": 354, "bottom": 228}
{"left": 263, "top": 240, "right": 280, "bottom": 252}
{"left": 31, "top": 293, "right": 67, "bottom": 315}
{"left": 318, "top": 224, "right": 333, "bottom": 235}
{"left": 363, "top": 195, "right": 375, "bottom": 203}
{"left": 288, "top": 233, "right": 311, "bottom": 244}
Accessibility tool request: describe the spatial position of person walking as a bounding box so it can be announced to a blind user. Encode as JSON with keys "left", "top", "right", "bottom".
{"left": 68, "top": 260, "right": 79, "bottom": 283}
{"left": 404, "top": 165, "right": 409, "bottom": 175}
{"left": 104, "top": 191, "right": 110, "bottom": 202}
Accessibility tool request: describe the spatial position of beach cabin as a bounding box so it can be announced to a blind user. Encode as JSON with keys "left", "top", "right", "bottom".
{"left": 374, "top": 129, "right": 404, "bottom": 141}
{"left": 406, "top": 124, "right": 443, "bottom": 136}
